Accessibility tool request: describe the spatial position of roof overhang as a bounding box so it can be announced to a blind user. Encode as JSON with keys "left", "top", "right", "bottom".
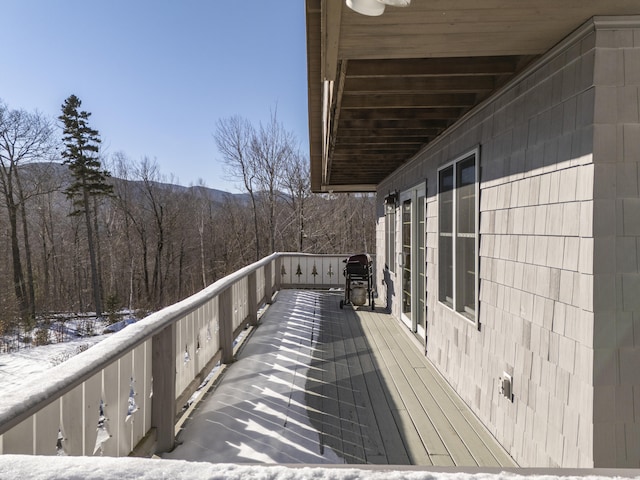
{"left": 306, "top": 0, "right": 640, "bottom": 193}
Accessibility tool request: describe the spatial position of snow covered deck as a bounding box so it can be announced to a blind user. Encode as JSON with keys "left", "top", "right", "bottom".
{"left": 163, "top": 289, "right": 517, "bottom": 467}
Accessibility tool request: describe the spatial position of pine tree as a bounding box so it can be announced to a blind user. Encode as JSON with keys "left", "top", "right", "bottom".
{"left": 59, "top": 94, "right": 113, "bottom": 317}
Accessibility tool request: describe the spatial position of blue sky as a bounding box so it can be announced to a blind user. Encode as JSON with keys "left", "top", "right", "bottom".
{"left": 0, "top": 1, "right": 308, "bottom": 192}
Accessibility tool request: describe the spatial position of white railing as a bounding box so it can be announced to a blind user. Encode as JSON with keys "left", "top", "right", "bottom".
{"left": 0, "top": 253, "right": 347, "bottom": 457}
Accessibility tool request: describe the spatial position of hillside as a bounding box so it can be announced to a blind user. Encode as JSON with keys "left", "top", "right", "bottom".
{"left": 22, "top": 161, "right": 249, "bottom": 204}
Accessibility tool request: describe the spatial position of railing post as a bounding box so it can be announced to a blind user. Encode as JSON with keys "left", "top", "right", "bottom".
{"left": 265, "top": 261, "right": 273, "bottom": 305}
{"left": 219, "top": 286, "right": 234, "bottom": 364}
{"left": 274, "top": 255, "right": 282, "bottom": 292}
{"left": 152, "top": 323, "right": 176, "bottom": 454}
{"left": 248, "top": 271, "right": 258, "bottom": 327}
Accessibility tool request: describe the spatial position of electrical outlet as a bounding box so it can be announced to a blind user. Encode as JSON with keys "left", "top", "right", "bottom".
{"left": 499, "top": 372, "right": 512, "bottom": 401}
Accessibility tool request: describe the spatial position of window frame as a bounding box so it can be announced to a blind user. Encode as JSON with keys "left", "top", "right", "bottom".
{"left": 437, "top": 148, "right": 480, "bottom": 326}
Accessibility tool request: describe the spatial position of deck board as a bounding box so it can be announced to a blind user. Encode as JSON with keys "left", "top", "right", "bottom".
{"left": 319, "top": 294, "right": 409, "bottom": 464}
{"left": 334, "top": 315, "right": 366, "bottom": 463}
{"left": 362, "top": 319, "right": 441, "bottom": 464}
{"left": 163, "top": 290, "right": 517, "bottom": 467}
{"left": 343, "top": 312, "right": 409, "bottom": 464}
{"left": 371, "top": 313, "right": 480, "bottom": 465}
{"left": 367, "top": 307, "right": 512, "bottom": 467}
{"left": 337, "top": 305, "right": 385, "bottom": 462}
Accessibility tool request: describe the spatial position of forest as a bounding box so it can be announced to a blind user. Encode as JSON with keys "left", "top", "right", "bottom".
{"left": 0, "top": 98, "right": 376, "bottom": 349}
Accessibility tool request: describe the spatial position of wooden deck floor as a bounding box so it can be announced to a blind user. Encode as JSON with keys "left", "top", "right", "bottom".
{"left": 163, "top": 290, "right": 517, "bottom": 466}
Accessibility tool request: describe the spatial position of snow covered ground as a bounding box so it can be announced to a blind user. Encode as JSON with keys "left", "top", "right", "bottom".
{"left": 0, "top": 314, "right": 138, "bottom": 394}
{"left": 1, "top": 455, "right": 639, "bottom": 480}
{"left": 0, "top": 333, "right": 110, "bottom": 393}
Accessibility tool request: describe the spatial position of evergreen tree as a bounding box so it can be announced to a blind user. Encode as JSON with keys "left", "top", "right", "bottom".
{"left": 59, "top": 94, "right": 113, "bottom": 317}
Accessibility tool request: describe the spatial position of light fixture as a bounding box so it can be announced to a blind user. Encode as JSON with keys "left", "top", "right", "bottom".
{"left": 384, "top": 191, "right": 399, "bottom": 206}
{"left": 346, "top": 0, "right": 385, "bottom": 16}
{"left": 379, "top": 0, "right": 410, "bottom": 5}
{"left": 346, "top": 0, "right": 410, "bottom": 16}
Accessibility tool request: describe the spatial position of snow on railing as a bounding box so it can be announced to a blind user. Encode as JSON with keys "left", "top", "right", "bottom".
{"left": 0, "top": 253, "right": 347, "bottom": 457}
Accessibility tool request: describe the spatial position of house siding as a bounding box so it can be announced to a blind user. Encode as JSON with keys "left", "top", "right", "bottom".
{"left": 591, "top": 22, "right": 640, "bottom": 468}
{"left": 376, "top": 18, "right": 640, "bottom": 468}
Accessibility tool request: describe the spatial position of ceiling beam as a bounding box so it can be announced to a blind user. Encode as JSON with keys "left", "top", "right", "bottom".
{"left": 341, "top": 93, "right": 478, "bottom": 108}
{"left": 332, "top": 153, "right": 414, "bottom": 161}
{"left": 346, "top": 56, "right": 521, "bottom": 77}
{"left": 318, "top": 184, "right": 378, "bottom": 193}
{"left": 336, "top": 127, "right": 443, "bottom": 136}
{"left": 344, "top": 75, "right": 496, "bottom": 93}
{"left": 338, "top": 118, "right": 453, "bottom": 129}
{"left": 335, "top": 136, "right": 428, "bottom": 144}
{"left": 339, "top": 107, "right": 465, "bottom": 120}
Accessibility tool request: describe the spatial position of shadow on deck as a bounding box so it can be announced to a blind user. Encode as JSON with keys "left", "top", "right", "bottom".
{"left": 162, "top": 290, "right": 516, "bottom": 466}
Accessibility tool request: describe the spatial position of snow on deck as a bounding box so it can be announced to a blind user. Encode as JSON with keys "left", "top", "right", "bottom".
{"left": 163, "top": 290, "right": 514, "bottom": 466}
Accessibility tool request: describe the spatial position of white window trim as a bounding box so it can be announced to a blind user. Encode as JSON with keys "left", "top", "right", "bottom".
{"left": 437, "top": 146, "right": 480, "bottom": 327}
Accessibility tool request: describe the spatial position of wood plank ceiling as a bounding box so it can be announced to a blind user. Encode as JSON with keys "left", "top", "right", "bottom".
{"left": 306, "top": 0, "right": 640, "bottom": 192}
{"left": 329, "top": 55, "right": 534, "bottom": 187}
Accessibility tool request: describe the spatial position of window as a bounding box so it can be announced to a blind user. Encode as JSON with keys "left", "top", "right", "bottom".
{"left": 438, "top": 151, "right": 478, "bottom": 321}
{"left": 385, "top": 198, "right": 396, "bottom": 273}
{"left": 439, "top": 167, "right": 454, "bottom": 306}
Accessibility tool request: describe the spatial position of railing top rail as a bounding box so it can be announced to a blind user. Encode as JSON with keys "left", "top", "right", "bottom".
{"left": 0, "top": 252, "right": 282, "bottom": 436}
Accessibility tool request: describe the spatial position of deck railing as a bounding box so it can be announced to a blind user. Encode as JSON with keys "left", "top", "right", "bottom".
{"left": 0, "top": 253, "right": 346, "bottom": 457}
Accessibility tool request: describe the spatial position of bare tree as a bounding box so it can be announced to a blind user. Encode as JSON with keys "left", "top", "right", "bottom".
{"left": 110, "top": 156, "right": 184, "bottom": 309}
{"left": 214, "top": 111, "right": 299, "bottom": 258}
{"left": 214, "top": 116, "right": 261, "bottom": 260}
{"left": 109, "top": 152, "right": 138, "bottom": 311}
{"left": 185, "top": 182, "right": 214, "bottom": 289}
{"left": 0, "top": 103, "right": 55, "bottom": 324}
{"left": 281, "top": 152, "right": 310, "bottom": 252}
{"left": 20, "top": 163, "right": 63, "bottom": 311}
{"left": 251, "top": 110, "right": 296, "bottom": 254}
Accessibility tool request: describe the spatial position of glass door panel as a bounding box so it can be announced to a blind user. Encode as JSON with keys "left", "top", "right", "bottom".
{"left": 416, "top": 195, "right": 425, "bottom": 337}
{"left": 401, "top": 199, "right": 412, "bottom": 325}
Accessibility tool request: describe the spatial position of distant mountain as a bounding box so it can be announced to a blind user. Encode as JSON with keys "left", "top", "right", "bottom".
{"left": 133, "top": 178, "right": 251, "bottom": 204}
{"left": 21, "top": 162, "right": 251, "bottom": 203}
